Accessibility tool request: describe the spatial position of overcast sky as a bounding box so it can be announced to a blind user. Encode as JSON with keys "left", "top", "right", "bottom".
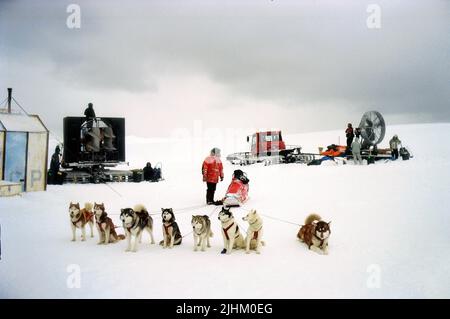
{"left": 0, "top": 0, "right": 449, "bottom": 138}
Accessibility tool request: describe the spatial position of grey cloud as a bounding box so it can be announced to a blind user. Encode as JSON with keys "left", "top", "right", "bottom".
{"left": 0, "top": 0, "right": 449, "bottom": 137}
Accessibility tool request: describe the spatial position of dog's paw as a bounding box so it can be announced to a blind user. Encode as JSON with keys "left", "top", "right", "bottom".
{"left": 221, "top": 249, "right": 227, "bottom": 254}
{"left": 245, "top": 250, "right": 250, "bottom": 254}
{"left": 150, "top": 241, "right": 155, "bottom": 245}
{"left": 81, "top": 238, "right": 86, "bottom": 242}
{"left": 71, "top": 238, "right": 76, "bottom": 242}
{"left": 201, "top": 248, "right": 206, "bottom": 252}
{"left": 194, "top": 248, "right": 198, "bottom": 252}
{"left": 256, "top": 250, "right": 261, "bottom": 255}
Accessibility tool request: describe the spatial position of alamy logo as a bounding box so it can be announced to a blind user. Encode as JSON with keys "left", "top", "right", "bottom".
{"left": 366, "top": 4, "right": 382, "bottom": 29}
{"left": 66, "top": 4, "right": 81, "bottom": 29}
{"left": 66, "top": 264, "right": 81, "bottom": 288}
{"left": 367, "top": 264, "right": 382, "bottom": 289}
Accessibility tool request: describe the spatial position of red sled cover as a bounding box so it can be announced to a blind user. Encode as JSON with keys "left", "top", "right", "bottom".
{"left": 223, "top": 178, "right": 249, "bottom": 207}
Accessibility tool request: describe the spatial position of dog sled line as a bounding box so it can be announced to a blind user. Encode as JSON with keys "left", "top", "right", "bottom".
{"left": 69, "top": 202, "right": 331, "bottom": 255}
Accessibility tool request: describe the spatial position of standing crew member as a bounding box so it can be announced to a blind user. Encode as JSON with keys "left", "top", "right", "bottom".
{"left": 355, "top": 127, "right": 362, "bottom": 140}
{"left": 389, "top": 135, "right": 402, "bottom": 160}
{"left": 202, "top": 148, "right": 224, "bottom": 205}
{"left": 84, "top": 103, "right": 96, "bottom": 128}
{"left": 345, "top": 123, "right": 354, "bottom": 150}
{"left": 351, "top": 138, "right": 363, "bottom": 165}
{"left": 49, "top": 145, "right": 61, "bottom": 184}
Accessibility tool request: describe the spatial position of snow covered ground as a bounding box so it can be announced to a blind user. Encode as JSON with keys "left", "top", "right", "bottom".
{"left": 1, "top": 123, "right": 449, "bottom": 298}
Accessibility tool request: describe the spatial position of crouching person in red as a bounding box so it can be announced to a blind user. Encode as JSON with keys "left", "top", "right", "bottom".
{"left": 202, "top": 147, "right": 224, "bottom": 205}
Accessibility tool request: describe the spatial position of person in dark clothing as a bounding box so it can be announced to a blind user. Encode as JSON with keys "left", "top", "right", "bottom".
{"left": 84, "top": 103, "right": 96, "bottom": 129}
{"left": 48, "top": 146, "right": 62, "bottom": 184}
{"left": 143, "top": 162, "right": 155, "bottom": 181}
{"left": 355, "top": 127, "right": 361, "bottom": 140}
{"left": 345, "top": 123, "right": 355, "bottom": 150}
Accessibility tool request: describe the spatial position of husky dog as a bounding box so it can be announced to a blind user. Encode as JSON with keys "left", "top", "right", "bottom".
{"left": 93, "top": 203, "right": 125, "bottom": 244}
{"left": 120, "top": 204, "right": 155, "bottom": 252}
{"left": 69, "top": 202, "right": 94, "bottom": 241}
{"left": 242, "top": 209, "right": 265, "bottom": 254}
{"left": 218, "top": 207, "right": 245, "bottom": 254}
{"left": 161, "top": 208, "right": 182, "bottom": 248}
{"left": 297, "top": 214, "right": 331, "bottom": 255}
{"left": 191, "top": 215, "right": 213, "bottom": 252}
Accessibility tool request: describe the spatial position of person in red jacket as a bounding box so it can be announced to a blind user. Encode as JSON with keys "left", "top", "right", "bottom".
{"left": 202, "top": 147, "right": 224, "bottom": 205}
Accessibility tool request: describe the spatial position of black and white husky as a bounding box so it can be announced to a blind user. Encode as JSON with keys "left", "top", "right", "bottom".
{"left": 191, "top": 215, "right": 213, "bottom": 252}
{"left": 120, "top": 204, "right": 155, "bottom": 252}
{"left": 218, "top": 207, "right": 245, "bottom": 254}
{"left": 161, "top": 208, "right": 182, "bottom": 248}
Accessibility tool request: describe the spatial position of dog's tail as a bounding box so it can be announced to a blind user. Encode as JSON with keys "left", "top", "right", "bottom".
{"left": 133, "top": 204, "right": 147, "bottom": 213}
{"left": 84, "top": 202, "right": 93, "bottom": 212}
{"left": 304, "top": 213, "right": 321, "bottom": 225}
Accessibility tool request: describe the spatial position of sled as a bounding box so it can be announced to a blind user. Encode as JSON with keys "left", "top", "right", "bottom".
{"left": 222, "top": 170, "right": 249, "bottom": 207}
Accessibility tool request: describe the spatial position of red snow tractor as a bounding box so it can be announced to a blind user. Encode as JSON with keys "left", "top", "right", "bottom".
{"left": 226, "top": 131, "right": 316, "bottom": 165}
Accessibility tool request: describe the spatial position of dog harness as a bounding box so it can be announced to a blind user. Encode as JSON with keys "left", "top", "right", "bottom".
{"left": 96, "top": 213, "right": 110, "bottom": 232}
{"left": 247, "top": 219, "right": 262, "bottom": 240}
{"left": 72, "top": 211, "right": 93, "bottom": 226}
{"left": 223, "top": 223, "right": 240, "bottom": 240}
{"left": 314, "top": 234, "right": 325, "bottom": 248}
{"left": 85, "top": 212, "right": 94, "bottom": 223}
{"left": 252, "top": 227, "right": 262, "bottom": 240}
{"left": 71, "top": 215, "right": 82, "bottom": 227}
{"left": 163, "top": 223, "right": 172, "bottom": 236}
{"left": 126, "top": 219, "right": 138, "bottom": 233}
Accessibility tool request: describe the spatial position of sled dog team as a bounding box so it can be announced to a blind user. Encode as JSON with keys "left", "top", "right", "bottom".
{"left": 69, "top": 202, "right": 331, "bottom": 255}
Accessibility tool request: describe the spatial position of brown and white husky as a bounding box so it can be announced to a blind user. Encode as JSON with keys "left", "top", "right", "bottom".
{"left": 297, "top": 214, "right": 331, "bottom": 255}
{"left": 93, "top": 203, "right": 125, "bottom": 244}
{"left": 69, "top": 202, "right": 94, "bottom": 241}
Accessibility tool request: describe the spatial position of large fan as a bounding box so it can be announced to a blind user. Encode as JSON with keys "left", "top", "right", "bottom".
{"left": 358, "top": 111, "right": 386, "bottom": 147}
